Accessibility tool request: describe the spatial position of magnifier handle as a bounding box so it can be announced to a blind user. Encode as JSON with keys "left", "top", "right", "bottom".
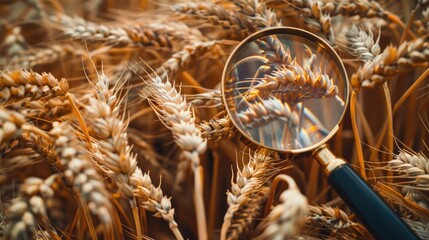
{"left": 314, "top": 147, "right": 419, "bottom": 240}
{"left": 328, "top": 164, "right": 419, "bottom": 240}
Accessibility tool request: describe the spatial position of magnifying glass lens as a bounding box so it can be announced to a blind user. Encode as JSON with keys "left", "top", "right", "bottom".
{"left": 223, "top": 29, "right": 349, "bottom": 152}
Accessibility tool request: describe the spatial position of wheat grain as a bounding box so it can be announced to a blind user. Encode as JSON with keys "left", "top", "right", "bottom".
{"left": 0, "top": 70, "right": 69, "bottom": 105}
{"left": 253, "top": 175, "right": 308, "bottom": 240}
{"left": 221, "top": 148, "right": 278, "bottom": 240}
{"left": 0, "top": 108, "right": 25, "bottom": 150}
{"left": 199, "top": 115, "right": 236, "bottom": 142}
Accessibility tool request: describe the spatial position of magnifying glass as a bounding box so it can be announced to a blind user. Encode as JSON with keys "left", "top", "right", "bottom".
{"left": 221, "top": 27, "right": 419, "bottom": 240}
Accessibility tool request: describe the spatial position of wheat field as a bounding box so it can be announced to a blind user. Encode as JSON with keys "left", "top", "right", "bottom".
{"left": 0, "top": 0, "right": 429, "bottom": 239}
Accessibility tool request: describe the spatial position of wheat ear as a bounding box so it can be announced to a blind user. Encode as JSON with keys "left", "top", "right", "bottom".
{"left": 49, "top": 121, "right": 120, "bottom": 240}
{"left": 4, "top": 175, "right": 60, "bottom": 239}
{"left": 221, "top": 148, "right": 278, "bottom": 240}
{"left": 386, "top": 150, "right": 429, "bottom": 190}
{"left": 351, "top": 37, "right": 429, "bottom": 88}
{"left": 143, "top": 74, "right": 207, "bottom": 239}
{"left": 0, "top": 70, "right": 69, "bottom": 105}
{"left": 415, "top": 8, "right": 429, "bottom": 35}
{"left": 306, "top": 205, "right": 371, "bottom": 239}
{"left": 172, "top": 2, "right": 254, "bottom": 39}
{"left": 9, "top": 44, "right": 77, "bottom": 68}
{"left": 84, "top": 70, "right": 145, "bottom": 239}
{"left": 199, "top": 115, "right": 236, "bottom": 142}
{"left": 253, "top": 174, "right": 308, "bottom": 239}
{"left": 345, "top": 24, "right": 381, "bottom": 61}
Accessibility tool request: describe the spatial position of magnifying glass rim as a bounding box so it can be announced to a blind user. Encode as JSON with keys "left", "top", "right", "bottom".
{"left": 221, "top": 26, "right": 350, "bottom": 154}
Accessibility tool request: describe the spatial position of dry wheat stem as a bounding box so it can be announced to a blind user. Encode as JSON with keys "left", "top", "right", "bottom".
{"left": 49, "top": 121, "right": 120, "bottom": 240}
{"left": 199, "top": 115, "right": 236, "bottom": 142}
{"left": 253, "top": 174, "right": 308, "bottom": 240}
{"left": 4, "top": 175, "right": 61, "bottom": 239}
{"left": 220, "top": 148, "right": 278, "bottom": 240}
{"left": 143, "top": 74, "right": 207, "bottom": 239}
{"left": 0, "top": 70, "right": 69, "bottom": 105}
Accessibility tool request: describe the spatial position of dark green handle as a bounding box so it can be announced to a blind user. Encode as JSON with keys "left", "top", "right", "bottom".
{"left": 328, "top": 164, "right": 420, "bottom": 240}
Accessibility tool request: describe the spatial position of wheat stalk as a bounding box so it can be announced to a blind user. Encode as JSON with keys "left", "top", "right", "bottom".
{"left": 253, "top": 174, "right": 308, "bottom": 240}
{"left": 221, "top": 148, "right": 278, "bottom": 240}
{"left": 142, "top": 73, "right": 208, "bottom": 239}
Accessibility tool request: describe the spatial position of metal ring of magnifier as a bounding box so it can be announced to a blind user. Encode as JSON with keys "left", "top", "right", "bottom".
{"left": 221, "top": 26, "right": 349, "bottom": 155}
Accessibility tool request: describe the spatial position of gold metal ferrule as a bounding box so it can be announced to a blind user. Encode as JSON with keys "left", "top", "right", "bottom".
{"left": 313, "top": 145, "right": 346, "bottom": 177}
